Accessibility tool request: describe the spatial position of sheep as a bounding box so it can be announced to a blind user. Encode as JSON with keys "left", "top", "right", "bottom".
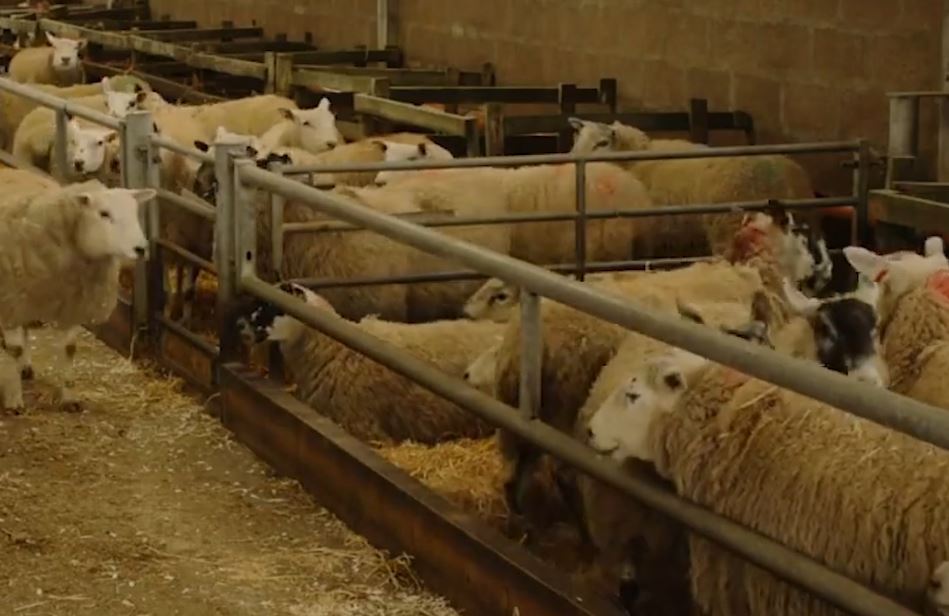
{"left": 577, "top": 299, "right": 771, "bottom": 615}
{"left": 248, "top": 132, "right": 452, "bottom": 188}
{"left": 491, "top": 206, "right": 832, "bottom": 539}
{"left": 842, "top": 238, "right": 949, "bottom": 405}
{"left": 0, "top": 171, "right": 151, "bottom": 410}
{"left": 597, "top": 348, "right": 949, "bottom": 616}
{"left": 8, "top": 33, "right": 86, "bottom": 86}
{"left": 779, "top": 276, "right": 887, "bottom": 385}
{"left": 13, "top": 106, "right": 119, "bottom": 180}
{"left": 569, "top": 118, "right": 818, "bottom": 257}
{"left": 930, "top": 562, "right": 949, "bottom": 616}
{"left": 463, "top": 340, "right": 503, "bottom": 397}
{"left": 259, "top": 98, "right": 344, "bottom": 154}
{"left": 236, "top": 281, "right": 504, "bottom": 444}
{"left": 188, "top": 93, "right": 299, "bottom": 140}
{"left": 462, "top": 271, "right": 653, "bottom": 323}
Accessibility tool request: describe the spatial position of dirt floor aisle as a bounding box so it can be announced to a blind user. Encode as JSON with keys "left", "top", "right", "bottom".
{"left": 0, "top": 328, "right": 458, "bottom": 616}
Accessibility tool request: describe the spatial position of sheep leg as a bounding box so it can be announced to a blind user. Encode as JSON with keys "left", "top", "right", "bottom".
{"left": 0, "top": 342, "right": 24, "bottom": 413}
{"left": 1, "top": 326, "right": 34, "bottom": 380}
{"left": 56, "top": 325, "right": 82, "bottom": 412}
{"left": 179, "top": 262, "right": 198, "bottom": 326}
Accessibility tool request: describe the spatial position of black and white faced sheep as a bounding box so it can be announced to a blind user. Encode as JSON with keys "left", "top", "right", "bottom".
{"left": 235, "top": 282, "right": 504, "bottom": 444}
{"left": 781, "top": 277, "right": 887, "bottom": 386}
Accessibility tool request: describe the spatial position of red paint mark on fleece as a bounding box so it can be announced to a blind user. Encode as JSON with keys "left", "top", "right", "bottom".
{"left": 731, "top": 224, "right": 768, "bottom": 261}
{"left": 722, "top": 368, "right": 751, "bottom": 388}
{"left": 926, "top": 270, "right": 949, "bottom": 304}
{"left": 593, "top": 174, "right": 617, "bottom": 197}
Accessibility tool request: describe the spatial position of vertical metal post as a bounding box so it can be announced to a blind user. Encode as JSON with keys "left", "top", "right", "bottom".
{"left": 855, "top": 140, "right": 872, "bottom": 247}
{"left": 376, "top": 0, "right": 392, "bottom": 48}
{"left": 214, "top": 142, "right": 247, "bottom": 363}
{"left": 52, "top": 108, "right": 69, "bottom": 183}
{"left": 268, "top": 162, "right": 286, "bottom": 276}
{"left": 484, "top": 103, "right": 504, "bottom": 156}
{"left": 234, "top": 159, "right": 257, "bottom": 283}
{"left": 123, "top": 111, "right": 157, "bottom": 332}
{"left": 574, "top": 160, "right": 588, "bottom": 280}
{"left": 518, "top": 290, "right": 542, "bottom": 421}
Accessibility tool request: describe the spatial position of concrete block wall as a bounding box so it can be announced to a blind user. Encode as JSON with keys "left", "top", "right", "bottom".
{"left": 150, "top": 0, "right": 944, "bottom": 190}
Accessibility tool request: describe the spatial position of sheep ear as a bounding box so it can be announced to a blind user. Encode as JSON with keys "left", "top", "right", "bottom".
{"left": 676, "top": 299, "right": 705, "bottom": 324}
{"left": 245, "top": 145, "right": 258, "bottom": 158}
{"left": 129, "top": 188, "right": 157, "bottom": 204}
{"left": 782, "top": 278, "right": 821, "bottom": 316}
{"left": 278, "top": 107, "right": 295, "bottom": 120}
{"left": 75, "top": 193, "right": 93, "bottom": 207}
{"left": 844, "top": 246, "right": 886, "bottom": 281}
{"left": 317, "top": 97, "right": 330, "bottom": 111}
{"left": 925, "top": 236, "right": 944, "bottom": 258}
{"left": 194, "top": 140, "right": 210, "bottom": 152}
{"left": 567, "top": 117, "right": 585, "bottom": 131}
{"left": 100, "top": 76, "right": 111, "bottom": 91}
{"left": 44, "top": 32, "right": 58, "bottom": 46}
{"left": 77, "top": 38, "right": 87, "bottom": 50}
{"left": 135, "top": 91, "right": 148, "bottom": 104}
{"left": 105, "top": 131, "right": 118, "bottom": 143}
{"left": 418, "top": 142, "right": 427, "bottom": 156}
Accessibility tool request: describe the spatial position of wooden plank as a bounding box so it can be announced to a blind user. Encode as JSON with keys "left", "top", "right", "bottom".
{"left": 134, "top": 26, "right": 264, "bottom": 42}
{"left": 219, "top": 365, "right": 623, "bottom": 616}
{"left": 295, "top": 64, "right": 457, "bottom": 86}
{"left": 353, "top": 93, "right": 471, "bottom": 136}
{"left": 503, "top": 112, "right": 692, "bottom": 135}
{"left": 83, "top": 60, "right": 226, "bottom": 104}
{"left": 869, "top": 189, "right": 949, "bottom": 234}
{"left": 293, "top": 67, "right": 389, "bottom": 96}
{"left": 891, "top": 181, "right": 949, "bottom": 203}
{"left": 194, "top": 39, "right": 315, "bottom": 54}
{"left": 689, "top": 98, "right": 709, "bottom": 144}
{"left": 277, "top": 47, "right": 403, "bottom": 66}
{"left": 389, "top": 85, "right": 602, "bottom": 105}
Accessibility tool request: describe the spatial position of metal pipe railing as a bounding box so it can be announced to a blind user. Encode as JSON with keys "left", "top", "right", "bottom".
{"left": 237, "top": 164, "right": 949, "bottom": 453}
{"left": 150, "top": 133, "right": 215, "bottom": 163}
{"left": 157, "top": 188, "right": 216, "bottom": 221}
{"left": 280, "top": 196, "right": 854, "bottom": 235}
{"left": 155, "top": 238, "right": 216, "bottom": 274}
{"left": 0, "top": 77, "right": 122, "bottom": 129}
{"left": 239, "top": 275, "right": 917, "bottom": 616}
{"left": 277, "top": 140, "right": 862, "bottom": 175}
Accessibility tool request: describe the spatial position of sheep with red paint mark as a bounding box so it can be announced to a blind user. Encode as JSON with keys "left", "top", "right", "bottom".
{"left": 569, "top": 118, "right": 820, "bottom": 264}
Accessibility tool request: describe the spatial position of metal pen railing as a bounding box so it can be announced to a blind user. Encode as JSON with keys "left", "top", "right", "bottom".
{"left": 0, "top": 74, "right": 919, "bottom": 615}
{"left": 222, "top": 159, "right": 924, "bottom": 616}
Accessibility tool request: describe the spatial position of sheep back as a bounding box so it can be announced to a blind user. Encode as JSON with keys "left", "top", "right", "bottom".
{"left": 283, "top": 317, "right": 503, "bottom": 443}
{"left": 652, "top": 366, "right": 949, "bottom": 616}
{"left": 0, "top": 82, "right": 101, "bottom": 149}
{"left": 191, "top": 94, "right": 297, "bottom": 137}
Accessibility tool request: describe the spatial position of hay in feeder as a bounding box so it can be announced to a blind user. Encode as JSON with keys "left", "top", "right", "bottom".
{"left": 376, "top": 436, "right": 508, "bottom": 529}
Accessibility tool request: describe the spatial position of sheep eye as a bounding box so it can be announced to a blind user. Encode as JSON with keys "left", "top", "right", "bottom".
{"left": 493, "top": 292, "right": 509, "bottom": 303}
{"left": 302, "top": 121, "right": 311, "bottom": 127}
{"left": 664, "top": 373, "right": 683, "bottom": 390}
{"left": 595, "top": 139, "right": 610, "bottom": 149}
{"left": 97, "top": 139, "right": 104, "bottom": 145}
{"left": 99, "top": 210, "right": 112, "bottom": 220}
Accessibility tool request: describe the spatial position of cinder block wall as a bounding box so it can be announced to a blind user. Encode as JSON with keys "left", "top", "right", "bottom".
{"left": 150, "top": 0, "right": 943, "bottom": 189}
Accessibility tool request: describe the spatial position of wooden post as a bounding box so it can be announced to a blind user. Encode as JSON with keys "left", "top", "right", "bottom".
{"left": 689, "top": 98, "right": 710, "bottom": 144}
{"left": 558, "top": 83, "right": 578, "bottom": 152}
{"left": 887, "top": 96, "right": 920, "bottom": 185}
{"left": 939, "top": 1, "right": 949, "bottom": 181}
{"left": 484, "top": 103, "right": 504, "bottom": 156}
{"left": 376, "top": 0, "right": 394, "bottom": 48}
{"left": 265, "top": 52, "right": 293, "bottom": 96}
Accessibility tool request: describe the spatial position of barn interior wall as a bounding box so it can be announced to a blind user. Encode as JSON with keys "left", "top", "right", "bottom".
{"left": 150, "top": 0, "right": 944, "bottom": 192}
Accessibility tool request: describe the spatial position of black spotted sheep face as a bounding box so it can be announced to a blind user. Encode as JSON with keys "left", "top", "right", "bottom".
{"left": 790, "top": 220, "right": 832, "bottom": 296}
{"left": 237, "top": 283, "right": 310, "bottom": 344}
{"left": 812, "top": 298, "right": 884, "bottom": 385}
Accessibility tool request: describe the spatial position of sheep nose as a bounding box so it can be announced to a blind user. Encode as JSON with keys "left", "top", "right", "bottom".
{"left": 73, "top": 160, "right": 84, "bottom": 172}
{"left": 585, "top": 427, "right": 594, "bottom": 440}
{"left": 61, "top": 58, "right": 70, "bottom": 66}
{"left": 325, "top": 141, "right": 337, "bottom": 150}
{"left": 463, "top": 371, "right": 470, "bottom": 381}
{"left": 134, "top": 246, "right": 146, "bottom": 257}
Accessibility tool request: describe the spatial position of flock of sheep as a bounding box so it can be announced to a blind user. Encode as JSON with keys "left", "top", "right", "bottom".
{"left": 2, "top": 32, "right": 949, "bottom": 616}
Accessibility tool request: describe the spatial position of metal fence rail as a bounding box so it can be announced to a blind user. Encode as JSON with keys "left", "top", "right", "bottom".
{"left": 0, "top": 74, "right": 926, "bottom": 615}
{"left": 227, "top": 163, "right": 927, "bottom": 616}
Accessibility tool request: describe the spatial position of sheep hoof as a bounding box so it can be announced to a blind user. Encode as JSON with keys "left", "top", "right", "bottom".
{"left": 20, "top": 366, "right": 34, "bottom": 381}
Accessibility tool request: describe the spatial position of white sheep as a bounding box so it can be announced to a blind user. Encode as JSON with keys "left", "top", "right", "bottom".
{"left": 569, "top": 118, "right": 819, "bottom": 259}
{"left": 930, "top": 562, "right": 949, "bottom": 616}
{"left": 462, "top": 340, "right": 502, "bottom": 397}
{"left": 236, "top": 282, "right": 505, "bottom": 444}
{"left": 0, "top": 171, "right": 151, "bottom": 410}
{"left": 598, "top": 347, "right": 949, "bottom": 616}
{"left": 187, "top": 93, "right": 299, "bottom": 140}
{"left": 8, "top": 33, "right": 86, "bottom": 86}
{"left": 259, "top": 98, "right": 343, "bottom": 154}
{"left": 13, "top": 109, "right": 118, "bottom": 180}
